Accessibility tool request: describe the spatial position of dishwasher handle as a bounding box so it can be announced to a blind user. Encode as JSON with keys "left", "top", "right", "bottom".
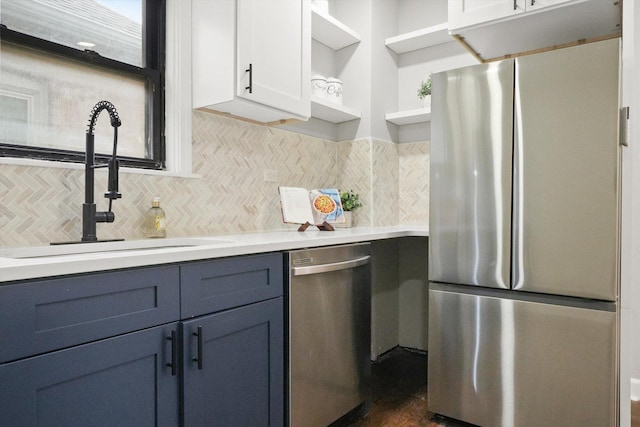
{"left": 292, "top": 255, "right": 370, "bottom": 276}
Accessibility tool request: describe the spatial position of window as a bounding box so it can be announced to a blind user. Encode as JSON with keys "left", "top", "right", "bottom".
{"left": 0, "top": 0, "right": 165, "bottom": 169}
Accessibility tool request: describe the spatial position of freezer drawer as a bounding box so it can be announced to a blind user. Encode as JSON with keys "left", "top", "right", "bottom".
{"left": 428, "top": 288, "right": 617, "bottom": 427}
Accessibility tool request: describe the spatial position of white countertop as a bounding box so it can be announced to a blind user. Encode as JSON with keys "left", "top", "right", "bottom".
{"left": 0, "top": 226, "right": 428, "bottom": 283}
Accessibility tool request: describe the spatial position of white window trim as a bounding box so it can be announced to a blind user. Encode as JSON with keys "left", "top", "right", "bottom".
{"left": 164, "top": 0, "right": 193, "bottom": 176}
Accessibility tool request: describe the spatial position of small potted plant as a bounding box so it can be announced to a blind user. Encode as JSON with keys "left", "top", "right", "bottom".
{"left": 339, "top": 189, "right": 362, "bottom": 228}
{"left": 417, "top": 77, "right": 432, "bottom": 109}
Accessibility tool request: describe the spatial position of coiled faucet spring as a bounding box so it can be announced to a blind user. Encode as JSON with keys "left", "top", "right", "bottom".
{"left": 82, "top": 100, "right": 123, "bottom": 242}
{"left": 87, "top": 100, "right": 121, "bottom": 133}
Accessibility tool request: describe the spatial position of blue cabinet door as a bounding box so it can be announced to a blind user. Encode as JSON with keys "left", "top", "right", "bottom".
{"left": 182, "top": 297, "right": 284, "bottom": 426}
{"left": 0, "top": 323, "right": 180, "bottom": 427}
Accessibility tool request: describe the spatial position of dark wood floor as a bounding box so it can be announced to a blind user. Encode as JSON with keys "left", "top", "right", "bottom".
{"left": 349, "top": 347, "right": 640, "bottom": 427}
{"left": 348, "top": 347, "right": 470, "bottom": 427}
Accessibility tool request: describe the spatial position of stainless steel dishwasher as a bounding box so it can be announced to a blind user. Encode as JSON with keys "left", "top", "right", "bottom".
{"left": 287, "top": 243, "right": 371, "bottom": 427}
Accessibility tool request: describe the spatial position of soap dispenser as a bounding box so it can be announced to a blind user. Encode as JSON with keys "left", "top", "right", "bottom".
{"left": 144, "top": 197, "right": 166, "bottom": 238}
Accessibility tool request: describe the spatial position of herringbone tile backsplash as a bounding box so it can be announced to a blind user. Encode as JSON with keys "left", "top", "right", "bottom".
{"left": 0, "top": 111, "right": 429, "bottom": 247}
{"left": 399, "top": 141, "right": 430, "bottom": 225}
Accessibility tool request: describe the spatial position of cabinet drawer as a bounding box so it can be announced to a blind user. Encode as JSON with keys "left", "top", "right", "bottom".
{"left": 0, "top": 266, "right": 180, "bottom": 363}
{"left": 180, "top": 252, "right": 283, "bottom": 318}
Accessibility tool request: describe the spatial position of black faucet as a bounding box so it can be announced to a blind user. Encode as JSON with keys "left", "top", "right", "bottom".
{"left": 82, "top": 101, "right": 123, "bottom": 242}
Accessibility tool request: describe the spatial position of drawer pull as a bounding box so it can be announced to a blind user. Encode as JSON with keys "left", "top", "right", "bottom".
{"left": 166, "top": 330, "right": 177, "bottom": 376}
{"left": 192, "top": 326, "right": 203, "bottom": 370}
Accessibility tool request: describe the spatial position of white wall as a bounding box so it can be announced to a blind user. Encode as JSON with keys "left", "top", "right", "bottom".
{"left": 394, "top": 0, "right": 476, "bottom": 143}
{"left": 333, "top": 0, "right": 374, "bottom": 142}
{"left": 397, "top": 42, "right": 474, "bottom": 111}
{"left": 395, "top": 41, "right": 474, "bottom": 143}
{"left": 370, "top": 0, "right": 400, "bottom": 143}
{"left": 397, "top": 0, "right": 447, "bottom": 32}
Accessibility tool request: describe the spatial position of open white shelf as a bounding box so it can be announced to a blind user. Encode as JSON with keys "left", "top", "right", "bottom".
{"left": 311, "top": 97, "right": 361, "bottom": 123}
{"left": 385, "top": 22, "right": 450, "bottom": 54}
{"left": 385, "top": 108, "right": 431, "bottom": 126}
{"left": 312, "top": 9, "right": 361, "bottom": 50}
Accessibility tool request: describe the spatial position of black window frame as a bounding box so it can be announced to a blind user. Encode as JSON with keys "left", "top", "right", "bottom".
{"left": 0, "top": 0, "right": 166, "bottom": 170}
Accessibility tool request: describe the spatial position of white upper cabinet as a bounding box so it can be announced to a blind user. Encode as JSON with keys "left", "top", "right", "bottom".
{"left": 449, "top": 0, "right": 574, "bottom": 30}
{"left": 192, "top": 0, "right": 311, "bottom": 123}
{"left": 449, "top": 0, "right": 525, "bottom": 30}
{"left": 448, "top": 0, "right": 621, "bottom": 62}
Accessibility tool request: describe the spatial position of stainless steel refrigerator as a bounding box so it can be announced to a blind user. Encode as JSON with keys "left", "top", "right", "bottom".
{"left": 428, "top": 38, "right": 620, "bottom": 427}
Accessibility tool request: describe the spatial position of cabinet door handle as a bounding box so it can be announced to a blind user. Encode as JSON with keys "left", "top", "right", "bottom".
{"left": 166, "top": 330, "right": 178, "bottom": 376}
{"left": 245, "top": 63, "right": 253, "bottom": 94}
{"left": 531, "top": 0, "right": 535, "bottom": 5}
{"left": 192, "top": 326, "right": 203, "bottom": 370}
{"left": 513, "top": 0, "right": 517, "bottom": 10}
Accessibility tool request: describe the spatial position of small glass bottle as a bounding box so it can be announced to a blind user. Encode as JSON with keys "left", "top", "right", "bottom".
{"left": 144, "top": 197, "right": 166, "bottom": 238}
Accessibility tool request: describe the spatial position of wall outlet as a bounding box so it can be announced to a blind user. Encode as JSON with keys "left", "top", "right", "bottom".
{"left": 263, "top": 169, "right": 279, "bottom": 183}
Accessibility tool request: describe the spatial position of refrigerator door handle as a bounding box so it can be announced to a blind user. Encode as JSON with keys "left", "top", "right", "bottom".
{"left": 512, "top": 81, "right": 524, "bottom": 290}
{"left": 620, "top": 106, "right": 630, "bottom": 147}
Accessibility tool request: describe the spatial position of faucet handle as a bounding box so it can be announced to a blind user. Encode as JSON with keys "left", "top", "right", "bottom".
{"left": 104, "top": 191, "right": 122, "bottom": 200}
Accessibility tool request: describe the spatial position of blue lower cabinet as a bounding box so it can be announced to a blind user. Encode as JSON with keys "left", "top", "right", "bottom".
{"left": 182, "top": 297, "right": 284, "bottom": 427}
{"left": 0, "top": 253, "right": 285, "bottom": 427}
{"left": 0, "top": 323, "right": 180, "bottom": 427}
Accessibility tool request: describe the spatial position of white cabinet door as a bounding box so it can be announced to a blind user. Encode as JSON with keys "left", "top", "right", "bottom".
{"left": 192, "top": 0, "right": 310, "bottom": 123}
{"left": 449, "top": 0, "right": 580, "bottom": 31}
{"left": 448, "top": 0, "right": 525, "bottom": 30}
{"left": 237, "top": 0, "right": 310, "bottom": 118}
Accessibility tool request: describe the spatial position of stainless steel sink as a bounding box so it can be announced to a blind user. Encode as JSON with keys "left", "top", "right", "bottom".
{"left": 0, "top": 238, "right": 232, "bottom": 259}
